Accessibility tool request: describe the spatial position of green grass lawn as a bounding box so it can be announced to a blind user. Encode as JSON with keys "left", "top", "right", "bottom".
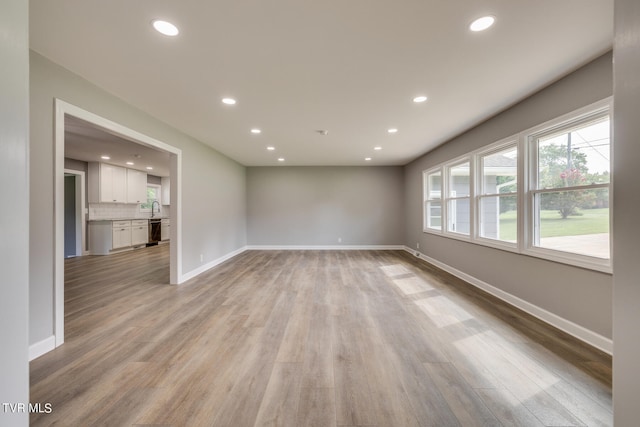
{"left": 499, "top": 208, "right": 609, "bottom": 240}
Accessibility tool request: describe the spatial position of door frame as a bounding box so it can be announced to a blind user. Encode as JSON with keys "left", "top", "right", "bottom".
{"left": 54, "top": 99, "right": 183, "bottom": 347}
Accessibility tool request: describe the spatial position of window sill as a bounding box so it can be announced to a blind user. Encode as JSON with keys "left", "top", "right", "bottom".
{"left": 422, "top": 229, "right": 611, "bottom": 273}
{"left": 523, "top": 246, "right": 612, "bottom": 274}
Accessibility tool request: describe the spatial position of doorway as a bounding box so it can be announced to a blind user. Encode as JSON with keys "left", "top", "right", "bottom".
{"left": 63, "top": 170, "right": 86, "bottom": 258}
{"left": 54, "top": 99, "right": 183, "bottom": 348}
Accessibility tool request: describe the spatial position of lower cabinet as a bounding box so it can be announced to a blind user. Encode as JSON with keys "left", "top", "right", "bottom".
{"left": 88, "top": 221, "right": 112, "bottom": 255}
{"left": 131, "top": 220, "right": 149, "bottom": 246}
{"left": 89, "top": 219, "right": 151, "bottom": 254}
{"left": 112, "top": 221, "right": 132, "bottom": 249}
{"left": 161, "top": 218, "right": 170, "bottom": 241}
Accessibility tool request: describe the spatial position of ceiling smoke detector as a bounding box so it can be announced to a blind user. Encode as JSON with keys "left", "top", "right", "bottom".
{"left": 316, "top": 130, "right": 329, "bottom": 136}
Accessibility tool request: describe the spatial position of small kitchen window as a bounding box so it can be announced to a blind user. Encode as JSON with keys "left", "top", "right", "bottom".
{"left": 140, "top": 184, "right": 162, "bottom": 212}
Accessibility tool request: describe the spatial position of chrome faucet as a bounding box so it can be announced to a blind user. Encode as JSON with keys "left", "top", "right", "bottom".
{"left": 151, "top": 200, "right": 160, "bottom": 218}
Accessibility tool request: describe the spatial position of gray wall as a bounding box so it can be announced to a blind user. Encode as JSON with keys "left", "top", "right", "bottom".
{"left": 247, "top": 166, "right": 404, "bottom": 246}
{"left": 404, "top": 53, "right": 613, "bottom": 339}
{"left": 147, "top": 174, "right": 162, "bottom": 185}
{"left": 0, "top": 0, "right": 29, "bottom": 424}
{"left": 30, "top": 52, "right": 247, "bottom": 346}
{"left": 64, "top": 158, "right": 89, "bottom": 211}
{"left": 64, "top": 157, "right": 88, "bottom": 173}
{"left": 613, "top": 0, "right": 640, "bottom": 422}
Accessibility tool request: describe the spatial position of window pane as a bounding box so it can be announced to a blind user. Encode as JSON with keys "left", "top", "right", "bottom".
{"left": 447, "top": 198, "right": 470, "bottom": 235}
{"left": 449, "top": 162, "right": 470, "bottom": 197}
{"left": 537, "top": 117, "right": 610, "bottom": 190}
{"left": 427, "top": 171, "right": 441, "bottom": 200}
{"left": 481, "top": 147, "right": 517, "bottom": 195}
{"left": 480, "top": 195, "right": 517, "bottom": 242}
{"left": 140, "top": 186, "right": 159, "bottom": 210}
{"left": 535, "top": 188, "right": 609, "bottom": 258}
{"left": 426, "top": 201, "right": 442, "bottom": 230}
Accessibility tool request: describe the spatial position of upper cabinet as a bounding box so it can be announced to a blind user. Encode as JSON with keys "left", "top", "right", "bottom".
{"left": 126, "top": 169, "right": 147, "bottom": 204}
{"left": 161, "top": 176, "right": 170, "bottom": 205}
{"left": 89, "top": 162, "right": 147, "bottom": 204}
{"left": 89, "top": 163, "right": 127, "bottom": 203}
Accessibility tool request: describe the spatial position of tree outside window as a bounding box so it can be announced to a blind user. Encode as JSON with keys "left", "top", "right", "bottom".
{"left": 534, "top": 115, "right": 610, "bottom": 259}
{"left": 140, "top": 185, "right": 161, "bottom": 211}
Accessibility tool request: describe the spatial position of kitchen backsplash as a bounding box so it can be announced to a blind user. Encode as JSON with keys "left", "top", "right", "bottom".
{"left": 89, "top": 203, "right": 170, "bottom": 220}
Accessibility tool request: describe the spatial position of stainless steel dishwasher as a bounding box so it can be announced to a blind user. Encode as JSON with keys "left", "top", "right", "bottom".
{"left": 148, "top": 218, "right": 162, "bottom": 245}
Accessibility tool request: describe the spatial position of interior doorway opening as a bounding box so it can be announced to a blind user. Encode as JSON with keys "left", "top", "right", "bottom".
{"left": 54, "top": 99, "right": 182, "bottom": 350}
{"left": 63, "top": 169, "right": 86, "bottom": 258}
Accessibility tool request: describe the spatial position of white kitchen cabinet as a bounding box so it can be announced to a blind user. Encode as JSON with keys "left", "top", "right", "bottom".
{"left": 89, "top": 162, "right": 148, "bottom": 204}
{"left": 161, "top": 176, "right": 170, "bottom": 205}
{"left": 131, "top": 220, "right": 149, "bottom": 246}
{"left": 112, "top": 220, "right": 132, "bottom": 249}
{"left": 89, "top": 162, "right": 127, "bottom": 203}
{"left": 161, "top": 218, "right": 170, "bottom": 241}
{"left": 88, "top": 221, "right": 112, "bottom": 255}
{"left": 127, "top": 169, "right": 148, "bottom": 204}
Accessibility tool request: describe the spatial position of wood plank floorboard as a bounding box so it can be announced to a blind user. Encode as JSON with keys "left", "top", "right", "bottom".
{"left": 30, "top": 245, "right": 612, "bottom": 426}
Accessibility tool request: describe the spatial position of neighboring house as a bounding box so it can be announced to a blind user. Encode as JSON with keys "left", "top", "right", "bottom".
{"left": 480, "top": 154, "right": 518, "bottom": 240}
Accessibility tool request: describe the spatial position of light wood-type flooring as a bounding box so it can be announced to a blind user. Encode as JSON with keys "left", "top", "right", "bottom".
{"left": 30, "top": 245, "right": 612, "bottom": 426}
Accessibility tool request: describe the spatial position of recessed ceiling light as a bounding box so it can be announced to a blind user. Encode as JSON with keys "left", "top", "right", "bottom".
{"left": 469, "top": 16, "right": 495, "bottom": 32}
{"left": 365, "top": 157, "right": 372, "bottom": 161}
{"left": 222, "top": 98, "right": 236, "bottom": 105}
{"left": 126, "top": 161, "right": 134, "bottom": 165}
{"left": 267, "top": 146, "right": 275, "bottom": 151}
{"left": 146, "top": 166, "right": 153, "bottom": 170}
{"left": 277, "top": 158, "right": 285, "bottom": 162}
{"left": 388, "top": 128, "right": 398, "bottom": 134}
{"left": 251, "top": 129, "right": 261, "bottom": 134}
{"left": 152, "top": 20, "right": 179, "bottom": 36}
{"left": 413, "top": 96, "right": 427, "bottom": 103}
{"left": 101, "top": 155, "right": 110, "bottom": 160}
{"left": 374, "top": 146, "right": 382, "bottom": 151}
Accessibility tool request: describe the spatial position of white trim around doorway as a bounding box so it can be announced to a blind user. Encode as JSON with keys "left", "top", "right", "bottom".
{"left": 54, "top": 99, "right": 183, "bottom": 352}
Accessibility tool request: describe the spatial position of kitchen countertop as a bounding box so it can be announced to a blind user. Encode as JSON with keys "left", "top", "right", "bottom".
{"left": 88, "top": 217, "right": 170, "bottom": 222}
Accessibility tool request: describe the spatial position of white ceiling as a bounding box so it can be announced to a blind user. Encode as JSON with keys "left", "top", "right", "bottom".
{"left": 65, "top": 116, "right": 171, "bottom": 177}
{"left": 31, "top": 0, "right": 613, "bottom": 167}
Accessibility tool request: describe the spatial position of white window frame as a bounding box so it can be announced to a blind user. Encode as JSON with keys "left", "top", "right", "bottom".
{"left": 475, "top": 139, "right": 519, "bottom": 251}
{"left": 139, "top": 183, "right": 162, "bottom": 213}
{"left": 523, "top": 100, "right": 612, "bottom": 271}
{"left": 444, "top": 158, "right": 472, "bottom": 239}
{"left": 421, "top": 97, "right": 612, "bottom": 273}
{"left": 423, "top": 169, "right": 443, "bottom": 232}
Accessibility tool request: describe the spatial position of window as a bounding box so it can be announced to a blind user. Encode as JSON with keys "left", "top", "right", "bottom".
{"left": 421, "top": 98, "right": 611, "bottom": 272}
{"left": 446, "top": 160, "right": 471, "bottom": 235}
{"left": 478, "top": 144, "right": 518, "bottom": 244}
{"left": 529, "top": 112, "right": 610, "bottom": 260}
{"left": 423, "top": 170, "right": 442, "bottom": 230}
{"left": 140, "top": 184, "right": 161, "bottom": 212}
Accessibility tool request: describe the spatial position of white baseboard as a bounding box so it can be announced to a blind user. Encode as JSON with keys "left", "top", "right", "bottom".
{"left": 179, "top": 246, "right": 248, "bottom": 284}
{"left": 246, "top": 245, "right": 405, "bottom": 250}
{"left": 403, "top": 247, "right": 613, "bottom": 355}
{"left": 29, "top": 335, "right": 56, "bottom": 361}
